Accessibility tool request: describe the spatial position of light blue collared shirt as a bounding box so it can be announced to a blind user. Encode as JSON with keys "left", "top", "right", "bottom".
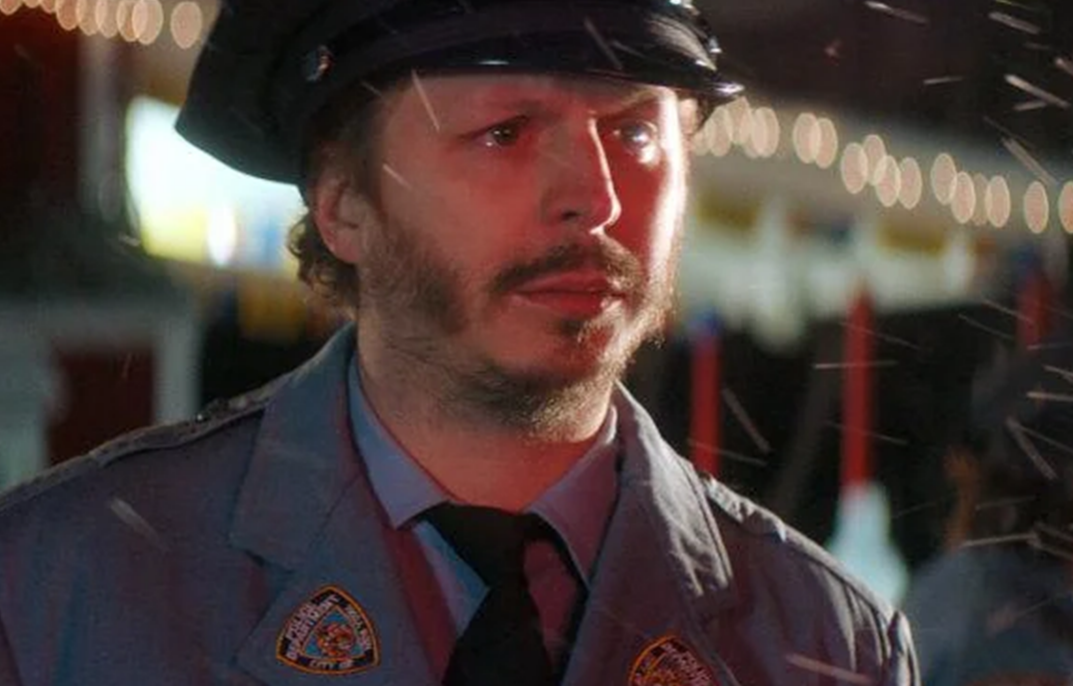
{"left": 347, "top": 359, "right": 620, "bottom": 671}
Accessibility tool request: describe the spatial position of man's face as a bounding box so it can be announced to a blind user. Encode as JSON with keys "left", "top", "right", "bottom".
{"left": 343, "top": 73, "right": 692, "bottom": 424}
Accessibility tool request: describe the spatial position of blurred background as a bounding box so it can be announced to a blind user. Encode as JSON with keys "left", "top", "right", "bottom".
{"left": 2, "top": 0, "right": 1072, "bottom": 608}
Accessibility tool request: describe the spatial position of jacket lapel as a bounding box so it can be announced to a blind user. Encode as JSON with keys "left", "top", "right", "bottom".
{"left": 227, "top": 328, "right": 438, "bottom": 686}
{"left": 561, "top": 389, "right": 742, "bottom": 686}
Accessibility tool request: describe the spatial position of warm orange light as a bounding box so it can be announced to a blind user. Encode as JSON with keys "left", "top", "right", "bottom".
{"left": 873, "top": 155, "right": 902, "bottom": 207}
{"left": 984, "top": 176, "right": 1011, "bottom": 228}
{"left": 117, "top": 0, "right": 137, "bottom": 40}
{"left": 930, "top": 153, "right": 957, "bottom": 205}
{"left": 840, "top": 142, "right": 869, "bottom": 195}
{"left": 55, "top": 0, "right": 78, "bottom": 28}
{"left": 170, "top": 0, "right": 202, "bottom": 48}
{"left": 753, "top": 107, "right": 780, "bottom": 157}
{"left": 950, "top": 171, "right": 976, "bottom": 224}
{"left": 971, "top": 174, "right": 989, "bottom": 226}
{"left": 815, "top": 117, "right": 839, "bottom": 169}
{"left": 726, "top": 97, "right": 751, "bottom": 147}
{"left": 1025, "top": 181, "right": 1050, "bottom": 233}
{"left": 736, "top": 109, "right": 757, "bottom": 158}
{"left": 96, "top": 0, "right": 118, "bottom": 37}
{"left": 1060, "top": 182, "right": 1073, "bottom": 234}
{"left": 141, "top": 0, "right": 163, "bottom": 43}
{"left": 77, "top": 0, "right": 98, "bottom": 34}
{"left": 793, "top": 112, "right": 818, "bottom": 164}
{"left": 898, "top": 157, "right": 923, "bottom": 209}
{"left": 705, "top": 106, "right": 733, "bottom": 158}
{"left": 862, "top": 134, "right": 887, "bottom": 182}
{"left": 132, "top": 0, "right": 160, "bottom": 43}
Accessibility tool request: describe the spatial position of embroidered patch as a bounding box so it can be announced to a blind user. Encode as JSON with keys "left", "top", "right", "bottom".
{"left": 629, "top": 635, "right": 719, "bottom": 686}
{"left": 276, "top": 586, "right": 380, "bottom": 675}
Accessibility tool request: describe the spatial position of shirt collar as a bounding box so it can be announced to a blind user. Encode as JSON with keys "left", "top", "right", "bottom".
{"left": 348, "top": 358, "right": 448, "bottom": 529}
{"left": 348, "top": 356, "right": 620, "bottom": 584}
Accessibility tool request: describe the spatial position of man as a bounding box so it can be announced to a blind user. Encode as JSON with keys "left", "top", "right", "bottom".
{"left": 904, "top": 324, "right": 1073, "bottom": 686}
{"left": 0, "top": 1, "right": 919, "bottom": 684}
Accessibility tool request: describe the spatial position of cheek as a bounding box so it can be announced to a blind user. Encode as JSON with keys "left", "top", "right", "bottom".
{"left": 614, "top": 162, "right": 686, "bottom": 265}
{"left": 379, "top": 168, "right": 509, "bottom": 282}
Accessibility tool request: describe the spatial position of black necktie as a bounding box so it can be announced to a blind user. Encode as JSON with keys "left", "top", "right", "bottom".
{"left": 425, "top": 504, "right": 557, "bottom": 686}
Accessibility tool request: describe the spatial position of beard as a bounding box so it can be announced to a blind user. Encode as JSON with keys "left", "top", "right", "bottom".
{"left": 358, "top": 205, "right": 679, "bottom": 436}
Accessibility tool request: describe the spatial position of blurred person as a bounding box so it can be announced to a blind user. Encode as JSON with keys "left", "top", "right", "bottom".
{"left": 903, "top": 329, "right": 1073, "bottom": 685}
{"left": 0, "top": 1, "right": 918, "bottom": 684}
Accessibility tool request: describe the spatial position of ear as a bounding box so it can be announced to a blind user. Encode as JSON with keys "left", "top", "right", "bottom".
{"left": 309, "top": 168, "right": 374, "bottom": 266}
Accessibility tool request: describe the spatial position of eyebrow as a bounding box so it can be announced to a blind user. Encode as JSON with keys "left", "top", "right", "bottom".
{"left": 477, "top": 85, "right": 666, "bottom": 117}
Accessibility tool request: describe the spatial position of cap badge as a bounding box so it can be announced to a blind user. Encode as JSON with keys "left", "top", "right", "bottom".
{"left": 303, "top": 45, "right": 334, "bottom": 83}
{"left": 629, "top": 635, "right": 721, "bottom": 686}
{"left": 276, "top": 586, "right": 380, "bottom": 675}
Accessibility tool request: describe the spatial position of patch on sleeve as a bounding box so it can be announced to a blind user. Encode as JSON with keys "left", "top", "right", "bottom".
{"left": 276, "top": 586, "right": 380, "bottom": 675}
{"left": 629, "top": 635, "right": 721, "bottom": 686}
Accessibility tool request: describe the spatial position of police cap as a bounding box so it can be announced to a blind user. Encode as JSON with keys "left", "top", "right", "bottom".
{"left": 176, "top": 0, "right": 742, "bottom": 184}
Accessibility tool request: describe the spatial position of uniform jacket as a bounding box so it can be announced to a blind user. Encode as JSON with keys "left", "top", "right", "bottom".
{"left": 0, "top": 328, "right": 918, "bottom": 685}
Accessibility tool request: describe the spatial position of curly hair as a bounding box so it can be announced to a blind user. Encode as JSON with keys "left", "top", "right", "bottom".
{"left": 288, "top": 85, "right": 390, "bottom": 313}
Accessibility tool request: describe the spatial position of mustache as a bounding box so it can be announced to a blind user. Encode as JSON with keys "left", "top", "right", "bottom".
{"left": 489, "top": 241, "right": 644, "bottom": 296}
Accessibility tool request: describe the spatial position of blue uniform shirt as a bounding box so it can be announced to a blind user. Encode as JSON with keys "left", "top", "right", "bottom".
{"left": 346, "top": 358, "right": 619, "bottom": 673}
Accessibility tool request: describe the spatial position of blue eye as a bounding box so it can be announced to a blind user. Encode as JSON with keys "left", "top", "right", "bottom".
{"left": 615, "top": 121, "right": 660, "bottom": 161}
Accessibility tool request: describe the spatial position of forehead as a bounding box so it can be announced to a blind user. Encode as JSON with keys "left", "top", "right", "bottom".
{"left": 392, "top": 72, "right": 682, "bottom": 118}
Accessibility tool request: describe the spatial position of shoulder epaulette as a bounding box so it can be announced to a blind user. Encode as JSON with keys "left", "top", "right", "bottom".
{"left": 0, "top": 373, "right": 289, "bottom": 514}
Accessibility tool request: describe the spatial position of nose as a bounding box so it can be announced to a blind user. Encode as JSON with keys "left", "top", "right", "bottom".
{"left": 540, "top": 122, "right": 623, "bottom": 231}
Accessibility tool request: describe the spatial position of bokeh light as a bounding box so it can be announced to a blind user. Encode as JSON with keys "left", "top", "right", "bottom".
{"left": 117, "top": 0, "right": 137, "bottom": 41}
{"left": 950, "top": 171, "right": 976, "bottom": 225}
{"left": 793, "top": 112, "right": 818, "bottom": 164}
{"left": 984, "top": 176, "right": 1011, "bottom": 228}
{"left": 133, "top": 0, "right": 163, "bottom": 44}
{"left": 705, "top": 106, "right": 733, "bottom": 158}
{"left": 862, "top": 134, "right": 887, "bottom": 183}
{"left": 815, "top": 117, "right": 839, "bottom": 169}
{"left": 170, "top": 0, "right": 203, "bottom": 49}
{"left": 724, "top": 97, "right": 752, "bottom": 149}
{"left": 971, "top": 174, "right": 989, "bottom": 226}
{"left": 753, "top": 107, "right": 780, "bottom": 157}
{"left": 897, "top": 157, "right": 922, "bottom": 209}
{"left": 96, "top": 0, "right": 118, "bottom": 38}
{"left": 840, "top": 142, "right": 869, "bottom": 195}
{"left": 873, "top": 155, "right": 902, "bottom": 207}
{"left": 1024, "top": 181, "right": 1050, "bottom": 233}
{"left": 1060, "top": 182, "right": 1073, "bottom": 234}
{"left": 77, "top": 0, "right": 99, "bottom": 34}
{"left": 930, "top": 153, "right": 957, "bottom": 205}
{"left": 54, "top": 0, "right": 77, "bottom": 28}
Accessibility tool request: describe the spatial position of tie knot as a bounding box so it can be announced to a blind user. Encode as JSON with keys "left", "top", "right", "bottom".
{"left": 425, "top": 504, "right": 549, "bottom": 586}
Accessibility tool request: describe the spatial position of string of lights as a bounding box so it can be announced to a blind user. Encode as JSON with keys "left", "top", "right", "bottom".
{"left": 0, "top": 0, "right": 204, "bottom": 48}
{"left": 696, "top": 96, "right": 1073, "bottom": 235}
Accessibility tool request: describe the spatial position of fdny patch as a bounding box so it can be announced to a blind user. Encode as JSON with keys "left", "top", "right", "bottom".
{"left": 276, "top": 586, "right": 380, "bottom": 675}
{"left": 629, "top": 635, "right": 719, "bottom": 686}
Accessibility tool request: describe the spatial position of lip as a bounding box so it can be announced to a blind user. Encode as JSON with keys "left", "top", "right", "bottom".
{"left": 511, "top": 271, "right": 625, "bottom": 317}
{"left": 514, "top": 271, "right": 624, "bottom": 296}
